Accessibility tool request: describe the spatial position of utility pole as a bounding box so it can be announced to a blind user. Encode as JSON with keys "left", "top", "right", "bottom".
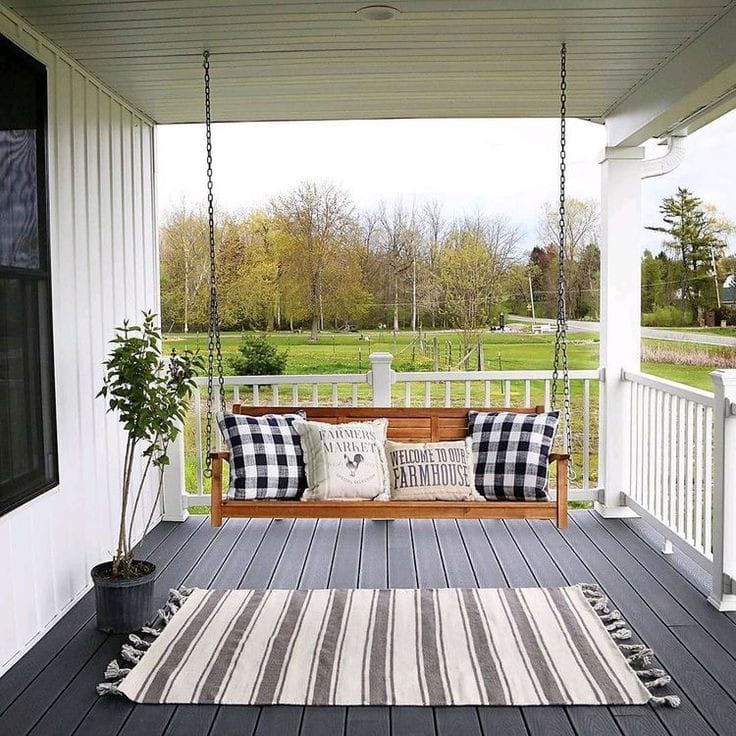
{"left": 528, "top": 274, "right": 537, "bottom": 326}
{"left": 711, "top": 247, "right": 722, "bottom": 309}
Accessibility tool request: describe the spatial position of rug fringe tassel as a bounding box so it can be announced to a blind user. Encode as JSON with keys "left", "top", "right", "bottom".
{"left": 96, "top": 586, "right": 193, "bottom": 697}
{"left": 580, "top": 584, "right": 680, "bottom": 708}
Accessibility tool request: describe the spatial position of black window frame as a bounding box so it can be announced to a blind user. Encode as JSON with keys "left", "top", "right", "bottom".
{"left": 0, "top": 33, "right": 59, "bottom": 516}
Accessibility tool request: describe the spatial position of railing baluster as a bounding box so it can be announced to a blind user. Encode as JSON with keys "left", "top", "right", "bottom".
{"left": 504, "top": 380, "right": 511, "bottom": 406}
{"left": 677, "top": 396, "right": 687, "bottom": 540}
{"left": 273, "top": 384, "right": 280, "bottom": 407}
{"left": 194, "top": 387, "right": 203, "bottom": 496}
{"left": 694, "top": 403, "right": 704, "bottom": 552}
{"left": 685, "top": 400, "right": 695, "bottom": 543}
{"left": 312, "top": 384, "right": 319, "bottom": 407}
{"left": 352, "top": 384, "right": 359, "bottom": 407}
{"left": 253, "top": 384, "right": 260, "bottom": 407}
{"left": 292, "top": 384, "right": 299, "bottom": 406}
{"left": 704, "top": 405, "right": 713, "bottom": 557}
{"left": 405, "top": 382, "right": 412, "bottom": 408}
{"left": 425, "top": 381, "right": 431, "bottom": 408}
{"left": 544, "top": 380, "right": 551, "bottom": 411}
{"left": 668, "top": 393, "right": 677, "bottom": 530}
{"left": 484, "top": 380, "right": 491, "bottom": 406}
{"left": 233, "top": 385, "right": 240, "bottom": 404}
{"left": 583, "top": 379, "right": 590, "bottom": 491}
{"left": 524, "top": 380, "right": 531, "bottom": 407}
{"left": 464, "top": 381, "right": 471, "bottom": 407}
{"left": 444, "top": 381, "right": 451, "bottom": 407}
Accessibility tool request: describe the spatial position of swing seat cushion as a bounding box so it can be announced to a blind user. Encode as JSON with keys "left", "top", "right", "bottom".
{"left": 469, "top": 410, "right": 559, "bottom": 501}
{"left": 217, "top": 411, "right": 306, "bottom": 500}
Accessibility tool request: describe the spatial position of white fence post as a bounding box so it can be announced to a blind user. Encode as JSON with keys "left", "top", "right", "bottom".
{"left": 370, "top": 352, "right": 394, "bottom": 407}
{"left": 162, "top": 429, "right": 189, "bottom": 522}
{"left": 709, "top": 370, "right": 736, "bottom": 610}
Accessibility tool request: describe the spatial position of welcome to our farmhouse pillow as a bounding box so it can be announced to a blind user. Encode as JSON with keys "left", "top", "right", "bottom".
{"left": 294, "top": 419, "right": 390, "bottom": 500}
{"left": 385, "top": 438, "right": 483, "bottom": 501}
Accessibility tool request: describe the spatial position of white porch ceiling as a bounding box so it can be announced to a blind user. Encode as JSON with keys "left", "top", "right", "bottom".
{"left": 6, "top": 0, "right": 736, "bottom": 128}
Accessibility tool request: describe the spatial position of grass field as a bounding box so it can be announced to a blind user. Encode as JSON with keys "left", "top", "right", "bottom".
{"left": 163, "top": 327, "right": 721, "bottom": 389}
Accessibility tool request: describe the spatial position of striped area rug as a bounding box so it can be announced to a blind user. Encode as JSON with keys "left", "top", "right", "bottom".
{"left": 100, "top": 585, "right": 679, "bottom": 707}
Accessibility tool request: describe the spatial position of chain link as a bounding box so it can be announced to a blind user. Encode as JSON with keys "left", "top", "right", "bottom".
{"left": 203, "top": 50, "right": 226, "bottom": 478}
{"left": 551, "top": 42, "right": 574, "bottom": 466}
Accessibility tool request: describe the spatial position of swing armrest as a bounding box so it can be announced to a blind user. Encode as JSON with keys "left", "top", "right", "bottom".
{"left": 209, "top": 452, "right": 229, "bottom": 527}
{"left": 548, "top": 454, "right": 569, "bottom": 529}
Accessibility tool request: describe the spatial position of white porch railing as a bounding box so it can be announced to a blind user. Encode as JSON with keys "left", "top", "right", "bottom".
{"left": 175, "top": 352, "right": 601, "bottom": 508}
{"left": 623, "top": 370, "right": 716, "bottom": 568}
{"left": 621, "top": 369, "right": 736, "bottom": 611}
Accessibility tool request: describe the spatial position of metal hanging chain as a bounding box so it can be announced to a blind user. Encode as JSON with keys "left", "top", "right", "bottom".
{"left": 202, "top": 49, "right": 226, "bottom": 478}
{"left": 551, "top": 42, "right": 574, "bottom": 464}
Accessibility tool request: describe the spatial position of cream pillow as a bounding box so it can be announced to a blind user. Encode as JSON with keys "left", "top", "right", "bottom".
{"left": 293, "top": 419, "right": 390, "bottom": 500}
{"left": 385, "top": 438, "right": 483, "bottom": 501}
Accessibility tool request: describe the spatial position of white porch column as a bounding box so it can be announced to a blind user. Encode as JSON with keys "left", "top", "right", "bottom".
{"left": 596, "top": 145, "right": 645, "bottom": 518}
{"left": 709, "top": 370, "right": 736, "bottom": 611}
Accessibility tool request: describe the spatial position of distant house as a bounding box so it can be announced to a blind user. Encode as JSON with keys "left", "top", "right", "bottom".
{"left": 723, "top": 274, "right": 736, "bottom": 306}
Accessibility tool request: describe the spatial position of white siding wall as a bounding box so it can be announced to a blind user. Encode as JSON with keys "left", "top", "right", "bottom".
{"left": 0, "top": 6, "right": 160, "bottom": 675}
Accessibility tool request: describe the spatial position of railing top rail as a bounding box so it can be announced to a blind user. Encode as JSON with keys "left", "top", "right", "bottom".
{"left": 194, "top": 373, "right": 369, "bottom": 387}
{"left": 622, "top": 369, "right": 715, "bottom": 407}
{"left": 393, "top": 369, "right": 602, "bottom": 382}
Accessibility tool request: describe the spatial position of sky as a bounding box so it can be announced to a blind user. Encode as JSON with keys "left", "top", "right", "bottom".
{"left": 156, "top": 108, "right": 736, "bottom": 254}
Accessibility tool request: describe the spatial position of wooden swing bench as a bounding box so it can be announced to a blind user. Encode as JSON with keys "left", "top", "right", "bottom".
{"left": 210, "top": 405, "right": 569, "bottom": 529}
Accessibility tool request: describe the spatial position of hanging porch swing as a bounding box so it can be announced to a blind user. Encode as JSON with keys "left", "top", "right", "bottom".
{"left": 201, "top": 45, "right": 573, "bottom": 529}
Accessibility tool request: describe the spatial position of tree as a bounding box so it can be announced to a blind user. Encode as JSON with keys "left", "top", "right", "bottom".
{"left": 272, "top": 181, "right": 370, "bottom": 341}
{"left": 646, "top": 187, "right": 731, "bottom": 322}
{"left": 434, "top": 214, "right": 519, "bottom": 356}
{"left": 159, "top": 202, "right": 209, "bottom": 331}
{"left": 537, "top": 198, "right": 600, "bottom": 320}
{"left": 377, "top": 201, "right": 422, "bottom": 332}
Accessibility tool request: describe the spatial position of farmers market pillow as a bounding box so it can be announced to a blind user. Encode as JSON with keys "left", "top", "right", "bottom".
{"left": 293, "top": 419, "right": 390, "bottom": 500}
{"left": 469, "top": 410, "right": 559, "bottom": 501}
{"left": 217, "top": 411, "right": 306, "bottom": 500}
{"left": 385, "top": 438, "right": 484, "bottom": 501}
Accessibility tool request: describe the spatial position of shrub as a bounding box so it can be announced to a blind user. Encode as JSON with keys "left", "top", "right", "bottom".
{"left": 642, "top": 306, "right": 692, "bottom": 328}
{"left": 230, "top": 334, "right": 287, "bottom": 376}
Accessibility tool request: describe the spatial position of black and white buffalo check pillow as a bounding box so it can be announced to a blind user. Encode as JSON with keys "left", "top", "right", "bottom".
{"left": 469, "top": 410, "right": 559, "bottom": 501}
{"left": 217, "top": 412, "right": 306, "bottom": 500}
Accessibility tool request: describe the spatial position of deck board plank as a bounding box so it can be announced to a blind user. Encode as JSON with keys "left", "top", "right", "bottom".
{"left": 0, "top": 517, "right": 206, "bottom": 736}
{"left": 0, "top": 520, "right": 179, "bottom": 718}
{"left": 563, "top": 514, "right": 718, "bottom": 736}
{"left": 344, "top": 521, "right": 391, "bottom": 736}
{"left": 529, "top": 519, "right": 671, "bottom": 736}
{"left": 2, "top": 512, "right": 736, "bottom": 736}
{"left": 504, "top": 521, "right": 623, "bottom": 736}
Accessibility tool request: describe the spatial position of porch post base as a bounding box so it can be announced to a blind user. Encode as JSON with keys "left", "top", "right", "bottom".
{"left": 162, "top": 508, "right": 190, "bottom": 523}
{"left": 707, "top": 594, "right": 736, "bottom": 612}
{"left": 594, "top": 501, "right": 639, "bottom": 519}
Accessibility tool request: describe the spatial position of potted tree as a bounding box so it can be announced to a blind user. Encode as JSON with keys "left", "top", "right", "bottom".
{"left": 92, "top": 312, "right": 202, "bottom": 633}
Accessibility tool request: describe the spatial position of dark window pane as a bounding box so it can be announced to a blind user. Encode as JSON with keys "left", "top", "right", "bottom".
{"left": 0, "top": 33, "right": 57, "bottom": 516}
{"left": 0, "top": 129, "right": 39, "bottom": 269}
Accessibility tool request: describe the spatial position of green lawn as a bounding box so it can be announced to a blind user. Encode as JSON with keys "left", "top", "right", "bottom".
{"left": 164, "top": 328, "right": 722, "bottom": 391}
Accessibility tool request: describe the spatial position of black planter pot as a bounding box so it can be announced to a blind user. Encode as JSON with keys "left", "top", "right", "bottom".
{"left": 91, "top": 560, "right": 156, "bottom": 633}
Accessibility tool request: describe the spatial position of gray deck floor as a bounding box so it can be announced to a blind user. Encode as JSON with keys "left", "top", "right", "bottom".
{"left": 2, "top": 511, "right": 736, "bottom": 736}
